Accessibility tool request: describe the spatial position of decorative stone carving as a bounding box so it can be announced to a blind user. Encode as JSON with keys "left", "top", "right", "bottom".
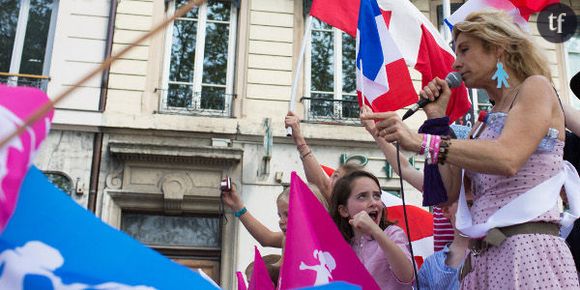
{"left": 105, "top": 159, "right": 124, "bottom": 189}
{"left": 159, "top": 172, "right": 194, "bottom": 214}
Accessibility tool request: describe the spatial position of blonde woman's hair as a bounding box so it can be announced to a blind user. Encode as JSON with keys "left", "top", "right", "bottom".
{"left": 453, "top": 10, "right": 551, "bottom": 81}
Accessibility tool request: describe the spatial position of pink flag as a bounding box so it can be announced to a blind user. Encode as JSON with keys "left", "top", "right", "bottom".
{"left": 378, "top": 0, "right": 471, "bottom": 123}
{"left": 249, "top": 246, "right": 275, "bottom": 290}
{"left": 279, "top": 172, "right": 380, "bottom": 289}
{"left": 236, "top": 271, "right": 248, "bottom": 290}
{"left": 0, "top": 85, "right": 54, "bottom": 233}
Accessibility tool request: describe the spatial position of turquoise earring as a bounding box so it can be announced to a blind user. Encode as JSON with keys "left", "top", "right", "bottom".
{"left": 491, "top": 59, "right": 509, "bottom": 88}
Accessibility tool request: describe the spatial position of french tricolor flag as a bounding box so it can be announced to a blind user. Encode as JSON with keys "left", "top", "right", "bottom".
{"left": 311, "top": 0, "right": 470, "bottom": 120}
{"left": 378, "top": 0, "right": 471, "bottom": 123}
{"left": 355, "top": 0, "right": 416, "bottom": 112}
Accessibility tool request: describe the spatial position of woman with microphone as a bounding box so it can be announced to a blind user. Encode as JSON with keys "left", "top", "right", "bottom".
{"left": 363, "top": 10, "right": 579, "bottom": 289}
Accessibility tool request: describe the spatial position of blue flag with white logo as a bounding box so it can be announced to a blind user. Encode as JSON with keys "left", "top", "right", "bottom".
{"left": 0, "top": 166, "right": 219, "bottom": 290}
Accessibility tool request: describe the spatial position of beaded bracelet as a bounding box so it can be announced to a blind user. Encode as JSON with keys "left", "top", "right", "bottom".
{"left": 423, "top": 134, "right": 432, "bottom": 161}
{"left": 437, "top": 136, "right": 452, "bottom": 165}
{"left": 419, "top": 134, "right": 428, "bottom": 155}
{"left": 234, "top": 207, "right": 248, "bottom": 218}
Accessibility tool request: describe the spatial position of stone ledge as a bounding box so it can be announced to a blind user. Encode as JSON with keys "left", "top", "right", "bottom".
{"left": 108, "top": 141, "right": 243, "bottom": 165}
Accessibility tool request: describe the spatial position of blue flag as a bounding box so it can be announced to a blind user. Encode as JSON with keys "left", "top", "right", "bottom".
{"left": 0, "top": 166, "right": 219, "bottom": 290}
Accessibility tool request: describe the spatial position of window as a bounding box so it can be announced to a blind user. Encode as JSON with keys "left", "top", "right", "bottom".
{"left": 0, "top": 0, "right": 57, "bottom": 90}
{"left": 304, "top": 18, "right": 359, "bottom": 124}
{"left": 566, "top": 33, "right": 580, "bottom": 109}
{"left": 121, "top": 212, "right": 222, "bottom": 283}
{"left": 43, "top": 171, "right": 74, "bottom": 195}
{"left": 161, "top": 0, "right": 237, "bottom": 117}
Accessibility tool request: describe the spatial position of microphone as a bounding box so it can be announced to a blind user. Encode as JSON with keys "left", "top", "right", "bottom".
{"left": 402, "top": 72, "right": 463, "bottom": 120}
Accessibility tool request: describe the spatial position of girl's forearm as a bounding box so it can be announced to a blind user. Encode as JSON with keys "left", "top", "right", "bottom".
{"left": 372, "top": 228, "right": 414, "bottom": 283}
{"left": 239, "top": 212, "right": 284, "bottom": 248}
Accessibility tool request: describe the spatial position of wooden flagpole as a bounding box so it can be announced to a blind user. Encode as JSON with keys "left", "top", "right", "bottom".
{"left": 0, "top": 0, "right": 204, "bottom": 149}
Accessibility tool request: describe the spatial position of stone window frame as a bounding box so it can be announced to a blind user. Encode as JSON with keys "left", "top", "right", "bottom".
{"left": 303, "top": 16, "right": 359, "bottom": 125}
{"left": 1, "top": 0, "right": 58, "bottom": 90}
{"left": 159, "top": 0, "right": 238, "bottom": 117}
{"left": 101, "top": 141, "right": 243, "bottom": 288}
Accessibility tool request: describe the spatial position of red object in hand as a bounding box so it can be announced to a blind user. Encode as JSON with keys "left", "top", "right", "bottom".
{"left": 478, "top": 110, "right": 488, "bottom": 122}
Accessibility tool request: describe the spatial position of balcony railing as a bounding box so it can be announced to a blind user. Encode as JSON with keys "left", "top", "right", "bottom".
{"left": 159, "top": 90, "right": 234, "bottom": 117}
{"left": 302, "top": 97, "right": 360, "bottom": 125}
{"left": 0, "top": 72, "right": 50, "bottom": 91}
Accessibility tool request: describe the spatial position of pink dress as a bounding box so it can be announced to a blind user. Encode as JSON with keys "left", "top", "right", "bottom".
{"left": 463, "top": 112, "right": 579, "bottom": 289}
{"left": 352, "top": 225, "right": 414, "bottom": 289}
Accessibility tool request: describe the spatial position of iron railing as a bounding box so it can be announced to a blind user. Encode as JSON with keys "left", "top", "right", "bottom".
{"left": 0, "top": 72, "right": 50, "bottom": 91}
{"left": 159, "top": 90, "right": 234, "bottom": 117}
{"left": 301, "top": 97, "right": 360, "bottom": 125}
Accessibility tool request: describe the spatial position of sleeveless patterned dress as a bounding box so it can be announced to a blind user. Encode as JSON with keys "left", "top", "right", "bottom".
{"left": 462, "top": 112, "right": 579, "bottom": 289}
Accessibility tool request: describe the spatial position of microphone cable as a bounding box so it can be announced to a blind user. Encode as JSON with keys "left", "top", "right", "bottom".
{"left": 394, "top": 141, "right": 421, "bottom": 290}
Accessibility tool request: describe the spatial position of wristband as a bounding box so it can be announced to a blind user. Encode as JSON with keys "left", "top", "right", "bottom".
{"left": 234, "top": 207, "right": 248, "bottom": 218}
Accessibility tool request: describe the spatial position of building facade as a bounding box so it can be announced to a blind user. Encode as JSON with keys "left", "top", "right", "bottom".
{"left": 2, "top": 0, "right": 579, "bottom": 288}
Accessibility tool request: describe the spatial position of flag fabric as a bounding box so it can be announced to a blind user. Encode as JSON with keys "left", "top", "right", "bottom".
{"left": 378, "top": 0, "right": 471, "bottom": 123}
{"left": 310, "top": 0, "right": 359, "bottom": 37}
{"left": 248, "top": 247, "right": 275, "bottom": 290}
{"left": 310, "top": 0, "right": 470, "bottom": 120}
{"left": 0, "top": 85, "right": 218, "bottom": 289}
{"left": 355, "top": 0, "right": 417, "bottom": 113}
{"left": 0, "top": 166, "right": 220, "bottom": 290}
{"left": 321, "top": 165, "right": 336, "bottom": 178}
{"left": 279, "top": 172, "right": 380, "bottom": 289}
{"left": 299, "top": 281, "right": 362, "bottom": 290}
{"left": 381, "top": 191, "right": 434, "bottom": 268}
{"left": 444, "top": 0, "right": 558, "bottom": 32}
{"left": 510, "top": 0, "right": 559, "bottom": 20}
{"left": 0, "top": 85, "right": 54, "bottom": 233}
{"left": 444, "top": 0, "right": 529, "bottom": 31}
{"left": 236, "top": 271, "right": 248, "bottom": 290}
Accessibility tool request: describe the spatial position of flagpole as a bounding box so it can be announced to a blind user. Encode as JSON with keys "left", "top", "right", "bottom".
{"left": 442, "top": 0, "right": 452, "bottom": 42}
{"left": 287, "top": 15, "right": 313, "bottom": 136}
{"left": 0, "top": 0, "right": 204, "bottom": 149}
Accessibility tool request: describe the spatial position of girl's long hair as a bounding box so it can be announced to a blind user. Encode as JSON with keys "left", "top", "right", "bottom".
{"left": 330, "top": 170, "right": 394, "bottom": 242}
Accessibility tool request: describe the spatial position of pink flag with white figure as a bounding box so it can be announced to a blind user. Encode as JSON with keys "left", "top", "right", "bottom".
{"left": 237, "top": 271, "right": 248, "bottom": 290}
{"left": 279, "top": 172, "right": 379, "bottom": 289}
{"left": 249, "top": 246, "right": 275, "bottom": 290}
{"left": 0, "top": 85, "right": 54, "bottom": 233}
{"left": 378, "top": 0, "right": 471, "bottom": 123}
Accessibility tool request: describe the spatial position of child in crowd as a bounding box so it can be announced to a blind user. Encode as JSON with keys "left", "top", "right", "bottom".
{"left": 418, "top": 201, "right": 469, "bottom": 290}
{"left": 330, "top": 170, "right": 415, "bottom": 289}
{"left": 244, "top": 254, "right": 281, "bottom": 288}
{"left": 221, "top": 180, "right": 329, "bottom": 248}
{"left": 285, "top": 111, "right": 363, "bottom": 202}
{"left": 221, "top": 183, "right": 288, "bottom": 248}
